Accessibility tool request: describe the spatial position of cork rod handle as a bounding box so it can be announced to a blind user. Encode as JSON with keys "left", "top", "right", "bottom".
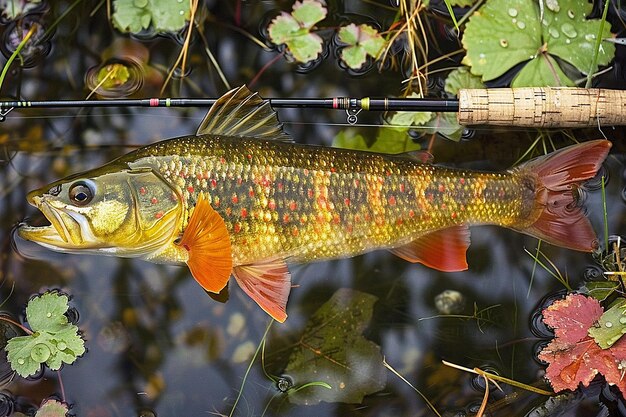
{"left": 457, "top": 87, "right": 626, "bottom": 128}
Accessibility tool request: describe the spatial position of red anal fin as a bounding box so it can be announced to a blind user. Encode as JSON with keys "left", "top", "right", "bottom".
{"left": 233, "top": 258, "right": 291, "bottom": 322}
{"left": 389, "top": 226, "right": 471, "bottom": 272}
{"left": 178, "top": 193, "right": 233, "bottom": 293}
{"left": 517, "top": 140, "right": 611, "bottom": 251}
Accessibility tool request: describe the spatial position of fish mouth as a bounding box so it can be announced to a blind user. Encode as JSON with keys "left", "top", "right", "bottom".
{"left": 17, "top": 194, "right": 87, "bottom": 249}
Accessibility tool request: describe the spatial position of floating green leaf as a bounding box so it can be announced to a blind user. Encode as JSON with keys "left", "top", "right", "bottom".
{"left": 588, "top": 298, "right": 626, "bottom": 349}
{"left": 268, "top": 0, "right": 327, "bottom": 63}
{"left": 333, "top": 127, "right": 422, "bottom": 154}
{"left": 5, "top": 292, "right": 85, "bottom": 378}
{"left": 35, "top": 398, "right": 69, "bottom": 417}
{"left": 338, "top": 24, "right": 386, "bottom": 69}
{"left": 285, "top": 289, "right": 385, "bottom": 405}
{"left": 96, "top": 63, "right": 131, "bottom": 89}
{"left": 462, "top": 0, "right": 615, "bottom": 86}
{"left": 444, "top": 66, "right": 485, "bottom": 96}
{"left": 0, "top": 0, "right": 41, "bottom": 19}
{"left": 582, "top": 281, "right": 620, "bottom": 302}
{"left": 112, "top": 0, "right": 191, "bottom": 34}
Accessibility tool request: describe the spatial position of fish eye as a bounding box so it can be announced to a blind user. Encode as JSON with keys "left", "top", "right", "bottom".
{"left": 68, "top": 181, "right": 94, "bottom": 206}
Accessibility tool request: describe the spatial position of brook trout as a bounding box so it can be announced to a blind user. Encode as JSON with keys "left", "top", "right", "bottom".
{"left": 18, "top": 86, "right": 611, "bottom": 321}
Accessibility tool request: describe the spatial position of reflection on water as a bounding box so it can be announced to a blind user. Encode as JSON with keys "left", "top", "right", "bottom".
{"left": 1, "top": 1, "right": 626, "bottom": 416}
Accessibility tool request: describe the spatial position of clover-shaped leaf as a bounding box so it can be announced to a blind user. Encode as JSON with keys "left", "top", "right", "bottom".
{"left": 5, "top": 292, "right": 85, "bottom": 377}
{"left": 462, "top": 0, "right": 615, "bottom": 86}
{"left": 112, "top": 0, "right": 191, "bottom": 34}
{"left": 588, "top": 298, "right": 626, "bottom": 349}
{"left": 338, "top": 24, "right": 386, "bottom": 69}
{"left": 35, "top": 398, "right": 69, "bottom": 417}
{"left": 268, "top": 0, "right": 327, "bottom": 63}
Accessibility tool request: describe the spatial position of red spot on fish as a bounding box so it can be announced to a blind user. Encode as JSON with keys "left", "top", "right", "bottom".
{"left": 386, "top": 170, "right": 392, "bottom": 177}
{"left": 330, "top": 167, "right": 336, "bottom": 173}
{"left": 451, "top": 212, "right": 457, "bottom": 219}
{"left": 151, "top": 197, "right": 158, "bottom": 204}
{"left": 210, "top": 179, "right": 217, "bottom": 188}
{"left": 346, "top": 224, "right": 353, "bottom": 233}
{"left": 396, "top": 218, "right": 403, "bottom": 225}
{"left": 365, "top": 214, "right": 371, "bottom": 221}
{"left": 354, "top": 179, "right": 360, "bottom": 187}
{"left": 388, "top": 196, "right": 397, "bottom": 206}
{"left": 333, "top": 214, "right": 340, "bottom": 224}
{"left": 409, "top": 209, "right": 415, "bottom": 218}
{"left": 303, "top": 169, "right": 309, "bottom": 176}
{"left": 307, "top": 189, "right": 314, "bottom": 199}
{"left": 187, "top": 186, "right": 194, "bottom": 193}
{"left": 155, "top": 211, "right": 164, "bottom": 219}
{"left": 438, "top": 184, "right": 445, "bottom": 193}
{"left": 219, "top": 157, "right": 226, "bottom": 164}
{"left": 196, "top": 173, "right": 202, "bottom": 180}
{"left": 300, "top": 215, "right": 306, "bottom": 224}
{"left": 248, "top": 188, "right": 255, "bottom": 197}
{"left": 241, "top": 208, "right": 248, "bottom": 218}
{"left": 214, "top": 199, "right": 220, "bottom": 208}
{"left": 225, "top": 207, "right": 232, "bottom": 216}
{"left": 277, "top": 182, "right": 284, "bottom": 191}
{"left": 441, "top": 203, "right": 447, "bottom": 210}
{"left": 426, "top": 193, "right": 434, "bottom": 202}
{"left": 247, "top": 154, "right": 252, "bottom": 160}
{"left": 283, "top": 214, "right": 290, "bottom": 223}
{"left": 237, "top": 177, "right": 243, "bottom": 185}
{"left": 399, "top": 183, "right": 405, "bottom": 193}
{"left": 234, "top": 223, "right": 241, "bottom": 234}
{"left": 268, "top": 200, "right": 276, "bottom": 210}
{"left": 344, "top": 198, "right": 350, "bottom": 206}
{"left": 460, "top": 178, "right": 466, "bottom": 185}
{"left": 139, "top": 187, "right": 147, "bottom": 195}
{"left": 289, "top": 201, "right": 297, "bottom": 211}
{"left": 317, "top": 196, "right": 327, "bottom": 208}
{"left": 355, "top": 214, "right": 361, "bottom": 222}
{"left": 291, "top": 227, "right": 299, "bottom": 236}
{"left": 231, "top": 195, "right": 239, "bottom": 204}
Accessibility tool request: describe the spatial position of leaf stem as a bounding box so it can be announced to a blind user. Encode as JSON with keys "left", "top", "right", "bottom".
{"left": 585, "top": 0, "right": 610, "bottom": 88}
{"left": 0, "top": 25, "right": 36, "bottom": 94}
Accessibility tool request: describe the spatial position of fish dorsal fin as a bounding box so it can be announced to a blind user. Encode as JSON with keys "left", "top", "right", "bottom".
{"left": 233, "top": 258, "right": 291, "bottom": 322}
{"left": 196, "top": 85, "right": 292, "bottom": 142}
{"left": 389, "top": 226, "right": 470, "bottom": 272}
{"left": 177, "top": 193, "right": 233, "bottom": 293}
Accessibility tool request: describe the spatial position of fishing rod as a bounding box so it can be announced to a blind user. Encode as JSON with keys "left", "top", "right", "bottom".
{"left": 1, "top": 87, "right": 624, "bottom": 128}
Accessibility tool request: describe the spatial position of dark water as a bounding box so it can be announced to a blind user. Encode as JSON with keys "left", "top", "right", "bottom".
{"left": 1, "top": 1, "right": 626, "bottom": 416}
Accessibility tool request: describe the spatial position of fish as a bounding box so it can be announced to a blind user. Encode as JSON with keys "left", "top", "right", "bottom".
{"left": 18, "top": 86, "right": 611, "bottom": 322}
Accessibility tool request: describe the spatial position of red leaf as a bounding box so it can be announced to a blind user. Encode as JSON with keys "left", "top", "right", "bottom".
{"left": 539, "top": 294, "right": 626, "bottom": 397}
{"left": 542, "top": 293, "right": 603, "bottom": 345}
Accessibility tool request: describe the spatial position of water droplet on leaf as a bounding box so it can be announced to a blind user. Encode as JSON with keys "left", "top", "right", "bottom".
{"left": 561, "top": 23, "right": 577, "bottom": 38}
{"left": 508, "top": 8, "right": 518, "bottom": 17}
{"left": 585, "top": 33, "right": 596, "bottom": 42}
{"left": 46, "top": 312, "right": 52, "bottom": 318}
{"left": 606, "top": 321, "right": 613, "bottom": 328}
{"left": 516, "top": 21, "right": 526, "bottom": 30}
{"left": 568, "top": 9, "right": 575, "bottom": 19}
{"left": 549, "top": 27, "right": 560, "bottom": 38}
{"left": 31, "top": 344, "right": 51, "bottom": 362}
{"left": 57, "top": 341, "right": 67, "bottom": 351}
{"left": 17, "top": 359, "right": 24, "bottom": 365}
{"left": 500, "top": 39, "right": 508, "bottom": 47}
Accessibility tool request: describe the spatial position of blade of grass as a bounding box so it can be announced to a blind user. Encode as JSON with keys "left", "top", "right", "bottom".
{"left": 602, "top": 175, "right": 609, "bottom": 251}
{"left": 585, "top": 0, "right": 610, "bottom": 88}
{"left": 0, "top": 25, "right": 36, "bottom": 93}
{"left": 383, "top": 357, "right": 442, "bottom": 417}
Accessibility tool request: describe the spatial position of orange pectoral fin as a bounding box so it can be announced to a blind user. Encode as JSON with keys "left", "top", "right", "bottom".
{"left": 177, "top": 193, "right": 233, "bottom": 293}
{"left": 233, "top": 258, "right": 291, "bottom": 322}
{"left": 389, "top": 226, "right": 471, "bottom": 272}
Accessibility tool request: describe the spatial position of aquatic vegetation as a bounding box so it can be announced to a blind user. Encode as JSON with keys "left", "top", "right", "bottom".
{"left": 268, "top": 0, "right": 327, "bottom": 63}
{"left": 4, "top": 292, "right": 85, "bottom": 378}
{"left": 112, "top": 0, "right": 191, "bottom": 34}
{"left": 34, "top": 399, "right": 69, "bottom": 417}
{"left": 284, "top": 289, "right": 385, "bottom": 404}
{"left": 462, "top": 0, "right": 615, "bottom": 86}
{"left": 0, "top": 0, "right": 41, "bottom": 20}
{"left": 337, "top": 24, "right": 386, "bottom": 70}
{"left": 538, "top": 294, "right": 626, "bottom": 396}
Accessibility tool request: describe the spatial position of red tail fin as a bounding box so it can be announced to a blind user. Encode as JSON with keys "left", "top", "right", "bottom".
{"left": 516, "top": 140, "right": 611, "bottom": 252}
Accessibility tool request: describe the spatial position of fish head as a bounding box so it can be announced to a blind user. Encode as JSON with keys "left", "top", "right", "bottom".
{"left": 18, "top": 167, "right": 184, "bottom": 258}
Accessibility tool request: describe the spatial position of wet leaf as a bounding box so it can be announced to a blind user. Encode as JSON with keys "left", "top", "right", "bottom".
{"left": 338, "top": 24, "right": 386, "bottom": 69}
{"left": 388, "top": 94, "right": 433, "bottom": 127}
{"left": 444, "top": 66, "right": 485, "bottom": 96}
{"left": 5, "top": 292, "right": 85, "bottom": 377}
{"left": 422, "top": 112, "right": 464, "bottom": 142}
{"left": 588, "top": 299, "right": 626, "bottom": 349}
{"left": 0, "top": 0, "right": 41, "bottom": 19}
{"left": 285, "top": 289, "right": 385, "bottom": 405}
{"left": 333, "top": 127, "right": 422, "bottom": 154}
{"left": 268, "top": 0, "right": 327, "bottom": 63}
{"left": 583, "top": 281, "right": 620, "bottom": 302}
{"left": 112, "top": 0, "right": 191, "bottom": 34}
{"left": 462, "top": 0, "right": 615, "bottom": 86}
{"left": 96, "top": 63, "right": 131, "bottom": 89}
{"left": 538, "top": 294, "right": 626, "bottom": 396}
{"left": 35, "top": 398, "right": 69, "bottom": 417}
{"left": 542, "top": 293, "right": 602, "bottom": 344}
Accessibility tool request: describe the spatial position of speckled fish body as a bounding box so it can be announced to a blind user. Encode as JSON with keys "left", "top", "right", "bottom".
{"left": 18, "top": 86, "right": 612, "bottom": 321}
{"left": 122, "top": 135, "right": 535, "bottom": 266}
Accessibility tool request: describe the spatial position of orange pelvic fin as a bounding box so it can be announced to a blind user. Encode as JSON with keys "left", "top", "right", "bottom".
{"left": 178, "top": 193, "right": 233, "bottom": 293}
{"left": 233, "top": 258, "right": 291, "bottom": 322}
{"left": 389, "top": 226, "right": 471, "bottom": 272}
{"left": 516, "top": 140, "right": 612, "bottom": 251}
